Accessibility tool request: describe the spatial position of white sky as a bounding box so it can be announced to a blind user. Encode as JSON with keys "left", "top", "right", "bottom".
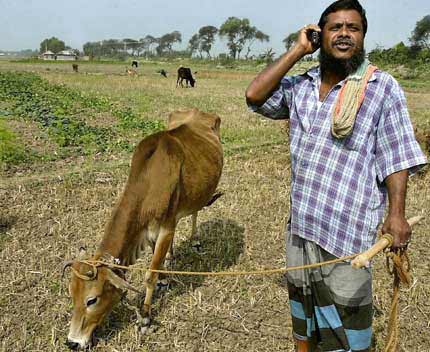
{"left": 1, "top": 0, "right": 429, "bottom": 55}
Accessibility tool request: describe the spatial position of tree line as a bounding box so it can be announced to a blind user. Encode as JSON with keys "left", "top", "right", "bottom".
{"left": 40, "top": 17, "right": 270, "bottom": 60}
{"left": 39, "top": 15, "right": 430, "bottom": 63}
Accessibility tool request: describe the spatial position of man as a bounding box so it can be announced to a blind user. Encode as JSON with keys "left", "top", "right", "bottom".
{"left": 246, "top": 0, "right": 427, "bottom": 351}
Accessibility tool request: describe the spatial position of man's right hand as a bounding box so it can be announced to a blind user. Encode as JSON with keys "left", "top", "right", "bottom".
{"left": 245, "top": 24, "right": 321, "bottom": 106}
{"left": 293, "top": 25, "right": 322, "bottom": 57}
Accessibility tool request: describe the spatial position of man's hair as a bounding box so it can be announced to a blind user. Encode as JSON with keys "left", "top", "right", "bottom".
{"left": 318, "top": 0, "right": 367, "bottom": 36}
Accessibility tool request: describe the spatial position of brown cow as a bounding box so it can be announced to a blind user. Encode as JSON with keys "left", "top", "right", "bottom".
{"left": 72, "top": 64, "right": 78, "bottom": 73}
{"left": 126, "top": 68, "right": 138, "bottom": 76}
{"left": 63, "top": 108, "right": 223, "bottom": 350}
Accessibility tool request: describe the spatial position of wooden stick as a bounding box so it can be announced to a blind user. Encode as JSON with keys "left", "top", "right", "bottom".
{"left": 351, "top": 216, "right": 424, "bottom": 269}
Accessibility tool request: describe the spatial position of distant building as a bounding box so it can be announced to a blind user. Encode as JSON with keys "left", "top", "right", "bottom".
{"left": 41, "top": 50, "right": 56, "bottom": 60}
{"left": 56, "top": 50, "right": 78, "bottom": 61}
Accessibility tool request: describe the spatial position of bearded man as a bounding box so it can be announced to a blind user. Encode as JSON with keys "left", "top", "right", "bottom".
{"left": 246, "top": 0, "right": 427, "bottom": 351}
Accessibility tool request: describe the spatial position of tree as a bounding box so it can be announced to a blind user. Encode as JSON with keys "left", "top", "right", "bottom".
{"left": 219, "top": 17, "right": 269, "bottom": 59}
{"left": 410, "top": 15, "right": 430, "bottom": 50}
{"left": 259, "top": 48, "right": 276, "bottom": 64}
{"left": 140, "top": 35, "right": 158, "bottom": 57}
{"left": 123, "top": 38, "right": 140, "bottom": 56}
{"left": 283, "top": 31, "right": 300, "bottom": 51}
{"left": 244, "top": 28, "right": 269, "bottom": 59}
{"left": 188, "top": 33, "right": 202, "bottom": 58}
{"left": 198, "top": 26, "right": 218, "bottom": 58}
{"left": 39, "top": 37, "right": 66, "bottom": 53}
{"left": 156, "top": 31, "right": 182, "bottom": 56}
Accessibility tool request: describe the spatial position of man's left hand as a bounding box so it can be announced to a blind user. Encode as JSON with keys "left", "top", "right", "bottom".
{"left": 381, "top": 214, "right": 412, "bottom": 250}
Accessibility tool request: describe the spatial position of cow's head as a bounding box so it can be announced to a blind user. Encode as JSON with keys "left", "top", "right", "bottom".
{"left": 189, "top": 77, "right": 196, "bottom": 87}
{"left": 63, "top": 254, "right": 139, "bottom": 350}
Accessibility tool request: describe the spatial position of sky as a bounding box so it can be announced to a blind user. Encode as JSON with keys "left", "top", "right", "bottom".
{"left": 1, "top": 0, "right": 430, "bottom": 55}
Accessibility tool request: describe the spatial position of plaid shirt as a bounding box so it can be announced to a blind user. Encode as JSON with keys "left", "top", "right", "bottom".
{"left": 249, "top": 66, "right": 427, "bottom": 257}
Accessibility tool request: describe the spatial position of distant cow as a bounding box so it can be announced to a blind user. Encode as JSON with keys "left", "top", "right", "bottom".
{"left": 131, "top": 60, "right": 138, "bottom": 68}
{"left": 126, "top": 68, "right": 138, "bottom": 76}
{"left": 157, "top": 69, "right": 167, "bottom": 78}
{"left": 176, "top": 67, "right": 196, "bottom": 87}
{"left": 72, "top": 64, "right": 78, "bottom": 73}
{"left": 63, "top": 108, "right": 223, "bottom": 350}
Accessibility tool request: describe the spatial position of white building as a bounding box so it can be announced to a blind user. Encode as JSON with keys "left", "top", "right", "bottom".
{"left": 41, "top": 50, "right": 56, "bottom": 60}
{"left": 56, "top": 50, "right": 78, "bottom": 61}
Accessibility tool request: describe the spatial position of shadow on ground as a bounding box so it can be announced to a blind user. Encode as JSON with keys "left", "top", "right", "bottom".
{"left": 0, "top": 215, "right": 16, "bottom": 249}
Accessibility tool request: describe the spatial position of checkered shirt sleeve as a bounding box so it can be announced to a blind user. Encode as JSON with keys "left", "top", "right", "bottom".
{"left": 247, "top": 76, "right": 295, "bottom": 119}
{"left": 375, "top": 78, "right": 428, "bottom": 183}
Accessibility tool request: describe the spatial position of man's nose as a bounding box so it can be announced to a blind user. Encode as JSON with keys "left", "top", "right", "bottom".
{"left": 65, "top": 339, "right": 80, "bottom": 350}
{"left": 338, "top": 25, "right": 350, "bottom": 37}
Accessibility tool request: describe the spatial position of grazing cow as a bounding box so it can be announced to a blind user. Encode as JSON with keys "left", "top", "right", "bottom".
{"left": 72, "top": 64, "right": 78, "bottom": 73}
{"left": 63, "top": 108, "right": 223, "bottom": 350}
{"left": 157, "top": 69, "right": 167, "bottom": 78}
{"left": 176, "top": 66, "right": 196, "bottom": 87}
{"left": 126, "top": 68, "right": 137, "bottom": 76}
{"left": 131, "top": 60, "right": 139, "bottom": 68}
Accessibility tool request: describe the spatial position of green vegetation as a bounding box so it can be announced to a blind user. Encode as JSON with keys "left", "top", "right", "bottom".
{"left": 0, "top": 118, "right": 28, "bottom": 165}
{"left": 0, "top": 71, "right": 164, "bottom": 167}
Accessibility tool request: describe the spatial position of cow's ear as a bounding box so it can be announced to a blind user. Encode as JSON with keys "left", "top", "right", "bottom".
{"left": 212, "top": 116, "right": 221, "bottom": 135}
{"left": 106, "top": 269, "right": 141, "bottom": 294}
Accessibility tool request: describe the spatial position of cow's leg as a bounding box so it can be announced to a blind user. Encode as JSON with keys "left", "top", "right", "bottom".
{"left": 191, "top": 211, "right": 198, "bottom": 238}
{"left": 140, "top": 225, "right": 175, "bottom": 333}
{"left": 190, "top": 212, "right": 202, "bottom": 252}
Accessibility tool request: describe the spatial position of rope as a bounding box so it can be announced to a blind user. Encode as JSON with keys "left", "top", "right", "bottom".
{"left": 384, "top": 249, "right": 411, "bottom": 352}
{"left": 80, "top": 254, "right": 359, "bottom": 277}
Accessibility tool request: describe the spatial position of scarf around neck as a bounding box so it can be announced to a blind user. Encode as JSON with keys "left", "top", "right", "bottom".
{"left": 331, "top": 59, "right": 378, "bottom": 139}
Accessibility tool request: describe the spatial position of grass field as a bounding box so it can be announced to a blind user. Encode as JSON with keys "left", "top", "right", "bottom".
{"left": 0, "top": 59, "right": 429, "bottom": 352}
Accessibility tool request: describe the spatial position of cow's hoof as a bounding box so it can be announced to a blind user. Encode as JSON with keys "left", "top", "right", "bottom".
{"left": 138, "top": 317, "right": 151, "bottom": 334}
{"left": 157, "top": 279, "right": 169, "bottom": 291}
{"left": 137, "top": 317, "right": 159, "bottom": 335}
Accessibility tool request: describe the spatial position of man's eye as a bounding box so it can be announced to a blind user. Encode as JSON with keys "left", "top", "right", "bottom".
{"left": 86, "top": 297, "right": 98, "bottom": 307}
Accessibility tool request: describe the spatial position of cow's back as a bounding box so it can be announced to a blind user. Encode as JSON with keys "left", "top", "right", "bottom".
{"left": 168, "top": 123, "right": 223, "bottom": 214}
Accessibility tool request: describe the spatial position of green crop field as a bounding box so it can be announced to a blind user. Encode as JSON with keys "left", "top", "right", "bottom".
{"left": 0, "top": 59, "right": 429, "bottom": 351}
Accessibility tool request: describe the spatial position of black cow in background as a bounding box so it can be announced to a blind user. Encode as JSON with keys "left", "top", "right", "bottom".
{"left": 131, "top": 60, "right": 138, "bottom": 68}
{"left": 176, "top": 67, "right": 196, "bottom": 88}
{"left": 157, "top": 69, "right": 168, "bottom": 77}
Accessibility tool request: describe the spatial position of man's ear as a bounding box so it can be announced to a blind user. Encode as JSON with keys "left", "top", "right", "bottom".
{"left": 106, "top": 269, "right": 141, "bottom": 294}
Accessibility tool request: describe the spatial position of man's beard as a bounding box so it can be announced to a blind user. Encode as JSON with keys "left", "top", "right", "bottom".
{"left": 319, "top": 45, "right": 366, "bottom": 77}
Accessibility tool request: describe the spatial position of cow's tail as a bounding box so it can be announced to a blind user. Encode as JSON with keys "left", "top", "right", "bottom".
{"left": 133, "top": 134, "right": 183, "bottom": 225}
{"left": 205, "top": 191, "right": 223, "bottom": 207}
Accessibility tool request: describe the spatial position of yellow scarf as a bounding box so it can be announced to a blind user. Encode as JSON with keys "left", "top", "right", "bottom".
{"left": 331, "top": 60, "right": 378, "bottom": 139}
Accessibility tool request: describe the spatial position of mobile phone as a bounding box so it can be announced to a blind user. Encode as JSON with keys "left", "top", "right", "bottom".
{"left": 307, "top": 30, "right": 321, "bottom": 47}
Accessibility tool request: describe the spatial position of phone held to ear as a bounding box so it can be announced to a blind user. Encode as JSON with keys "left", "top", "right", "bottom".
{"left": 306, "top": 30, "right": 321, "bottom": 47}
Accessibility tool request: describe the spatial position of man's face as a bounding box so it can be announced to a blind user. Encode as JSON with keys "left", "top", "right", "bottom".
{"left": 319, "top": 9, "right": 365, "bottom": 76}
{"left": 321, "top": 9, "right": 364, "bottom": 60}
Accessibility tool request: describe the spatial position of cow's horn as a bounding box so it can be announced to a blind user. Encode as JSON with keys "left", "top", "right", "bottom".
{"left": 62, "top": 260, "right": 74, "bottom": 278}
{"left": 106, "top": 269, "right": 141, "bottom": 294}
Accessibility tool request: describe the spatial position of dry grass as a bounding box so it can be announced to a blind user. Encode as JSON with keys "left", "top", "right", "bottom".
{"left": 0, "top": 60, "right": 429, "bottom": 352}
